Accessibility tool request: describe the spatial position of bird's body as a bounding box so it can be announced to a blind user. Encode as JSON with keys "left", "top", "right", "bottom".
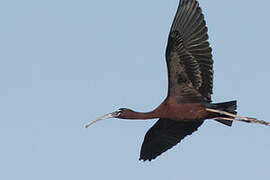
{"left": 119, "top": 97, "right": 209, "bottom": 121}
{"left": 159, "top": 98, "right": 209, "bottom": 121}
{"left": 86, "top": 0, "right": 268, "bottom": 161}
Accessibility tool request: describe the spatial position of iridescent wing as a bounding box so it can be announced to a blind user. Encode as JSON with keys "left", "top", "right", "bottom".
{"left": 140, "top": 118, "right": 203, "bottom": 161}
{"left": 166, "top": 0, "right": 213, "bottom": 102}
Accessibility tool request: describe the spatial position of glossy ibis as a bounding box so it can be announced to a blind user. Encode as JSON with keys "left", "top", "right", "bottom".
{"left": 86, "top": 0, "right": 269, "bottom": 161}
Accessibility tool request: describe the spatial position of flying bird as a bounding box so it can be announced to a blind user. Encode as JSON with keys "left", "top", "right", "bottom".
{"left": 86, "top": 0, "right": 269, "bottom": 161}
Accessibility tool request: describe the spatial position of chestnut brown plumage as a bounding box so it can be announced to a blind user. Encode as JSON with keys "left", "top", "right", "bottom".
{"left": 85, "top": 0, "right": 269, "bottom": 161}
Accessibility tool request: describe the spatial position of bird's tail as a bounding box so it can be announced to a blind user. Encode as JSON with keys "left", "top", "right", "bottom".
{"left": 206, "top": 100, "right": 269, "bottom": 126}
{"left": 209, "top": 100, "right": 237, "bottom": 126}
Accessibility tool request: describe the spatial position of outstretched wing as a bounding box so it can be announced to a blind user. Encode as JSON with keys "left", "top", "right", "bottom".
{"left": 166, "top": 0, "right": 213, "bottom": 102}
{"left": 140, "top": 118, "right": 203, "bottom": 161}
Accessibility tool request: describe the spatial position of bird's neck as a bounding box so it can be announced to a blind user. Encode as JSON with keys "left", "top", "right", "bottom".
{"left": 121, "top": 100, "right": 168, "bottom": 120}
{"left": 121, "top": 110, "right": 158, "bottom": 120}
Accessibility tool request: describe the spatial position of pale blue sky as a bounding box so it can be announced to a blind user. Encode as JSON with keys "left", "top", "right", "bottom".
{"left": 1, "top": 0, "right": 270, "bottom": 179}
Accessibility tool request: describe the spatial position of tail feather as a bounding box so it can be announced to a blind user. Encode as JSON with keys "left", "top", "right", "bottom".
{"left": 211, "top": 100, "right": 237, "bottom": 126}
{"left": 216, "top": 119, "right": 234, "bottom": 126}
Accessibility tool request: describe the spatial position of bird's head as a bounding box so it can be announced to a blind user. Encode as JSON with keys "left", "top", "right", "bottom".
{"left": 85, "top": 108, "right": 134, "bottom": 128}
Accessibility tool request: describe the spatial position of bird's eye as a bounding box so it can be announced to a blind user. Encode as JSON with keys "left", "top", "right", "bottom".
{"left": 110, "top": 109, "right": 122, "bottom": 117}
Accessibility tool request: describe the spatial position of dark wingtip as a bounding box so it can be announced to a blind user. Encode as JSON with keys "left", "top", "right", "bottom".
{"left": 139, "top": 157, "right": 147, "bottom": 162}
{"left": 139, "top": 157, "right": 154, "bottom": 162}
{"left": 139, "top": 155, "right": 152, "bottom": 162}
{"left": 139, "top": 158, "right": 147, "bottom": 162}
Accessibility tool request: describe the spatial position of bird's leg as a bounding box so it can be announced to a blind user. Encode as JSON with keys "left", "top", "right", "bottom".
{"left": 206, "top": 108, "right": 270, "bottom": 126}
{"left": 212, "top": 117, "right": 247, "bottom": 123}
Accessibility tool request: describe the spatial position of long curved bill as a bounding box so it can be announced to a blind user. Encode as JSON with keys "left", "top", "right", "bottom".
{"left": 85, "top": 111, "right": 120, "bottom": 128}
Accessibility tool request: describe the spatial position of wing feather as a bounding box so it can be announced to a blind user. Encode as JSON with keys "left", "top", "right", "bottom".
{"left": 166, "top": 0, "right": 213, "bottom": 101}
{"left": 140, "top": 118, "right": 203, "bottom": 161}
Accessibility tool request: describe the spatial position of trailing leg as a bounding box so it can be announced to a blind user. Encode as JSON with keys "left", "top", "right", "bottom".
{"left": 206, "top": 108, "right": 269, "bottom": 126}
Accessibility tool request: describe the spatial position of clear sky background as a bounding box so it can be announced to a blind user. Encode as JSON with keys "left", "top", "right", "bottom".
{"left": 1, "top": 0, "right": 270, "bottom": 179}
